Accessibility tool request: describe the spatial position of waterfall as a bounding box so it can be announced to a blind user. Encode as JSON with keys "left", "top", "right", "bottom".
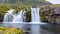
{"left": 22, "top": 10, "right": 26, "bottom": 22}
{"left": 3, "top": 8, "right": 41, "bottom": 23}
{"left": 12, "top": 10, "right": 26, "bottom": 22}
{"left": 3, "top": 8, "right": 47, "bottom": 34}
{"left": 31, "top": 7, "right": 40, "bottom": 22}
{"left": 13, "top": 10, "right": 23, "bottom": 22}
{"left": 3, "top": 9, "right": 15, "bottom": 22}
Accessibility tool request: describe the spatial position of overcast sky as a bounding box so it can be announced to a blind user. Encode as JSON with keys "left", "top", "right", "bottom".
{"left": 46, "top": 0, "right": 60, "bottom": 4}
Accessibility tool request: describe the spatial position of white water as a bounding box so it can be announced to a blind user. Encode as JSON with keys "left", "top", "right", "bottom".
{"left": 31, "top": 8, "right": 40, "bottom": 22}
{"left": 3, "top": 9, "right": 15, "bottom": 22}
{"left": 13, "top": 10, "right": 23, "bottom": 22}
{"left": 22, "top": 10, "right": 26, "bottom": 22}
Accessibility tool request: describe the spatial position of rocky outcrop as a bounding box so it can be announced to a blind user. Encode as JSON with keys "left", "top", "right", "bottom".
{"left": 0, "top": 16, "right": 4, "bottom": 22}
{"left": 42, "top": 6, "right": 60, "bottom": 24}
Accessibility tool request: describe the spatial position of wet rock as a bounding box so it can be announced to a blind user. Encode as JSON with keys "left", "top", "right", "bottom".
{"left": 50, "top": 16, "right": 56, "bottom": 23}
{"left": 48, "top": 16, "right": 51, "bottom": 23}
{"left": 0, "top": 16, "right": 4, "bottom": 22}
{"left": 44, "top": 15, "right": 49, "bottom": 22}
{"left": 55, "top": 16, "right": 60, "bottom": 24}
{"left": 54, "top": 6, "right": 60, "bottom": 14}
{"left": 42, "top": 6, "right": 60, "bottom": 24}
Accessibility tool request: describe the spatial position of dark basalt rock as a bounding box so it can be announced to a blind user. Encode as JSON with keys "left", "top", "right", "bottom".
{"left": 0, "top": 16, "right": 4, "bottom": 22}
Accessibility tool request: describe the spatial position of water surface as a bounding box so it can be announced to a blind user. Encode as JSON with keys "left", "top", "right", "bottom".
{"left": 0, "top": 23, "right": 60, "bottom": 34}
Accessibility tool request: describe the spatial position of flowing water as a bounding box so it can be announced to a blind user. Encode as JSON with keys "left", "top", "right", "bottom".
{"left": 13, "top": 10, "right": 23, "bottom": 22}
{"left": 31, "top": 8, "right": 40, "bottom": 22}
{"left": 3, "top": 9, "right": 15, "bottom": 22}
{"left": 13, "top": 10, "right": 26, "bottom": 22}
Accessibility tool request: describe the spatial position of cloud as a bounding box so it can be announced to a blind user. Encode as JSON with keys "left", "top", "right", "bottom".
{"left": 46, "top": 0, "right": 60, "bottom": 4}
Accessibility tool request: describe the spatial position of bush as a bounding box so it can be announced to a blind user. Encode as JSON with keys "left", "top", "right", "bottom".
{"left": 25, "top": 8, "right": 31, "bottom": 22}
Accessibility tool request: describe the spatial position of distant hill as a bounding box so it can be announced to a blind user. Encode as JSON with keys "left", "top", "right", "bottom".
{"left": 0, "top": 0, "right": 52, "bottom": 6}
{"left": 19, "top": 0, "right": 52, "bottom": 5}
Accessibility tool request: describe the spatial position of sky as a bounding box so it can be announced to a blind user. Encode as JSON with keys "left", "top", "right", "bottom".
{"left": 46, "top": 0, "right": 60, "bottom": 4}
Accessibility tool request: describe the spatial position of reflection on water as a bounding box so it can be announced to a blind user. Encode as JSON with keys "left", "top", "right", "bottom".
{"left": 31, "top": 24, "right": 40, "bottom": 34}
{"left": 0, "top": 23, "right": 60, "bottom": 34}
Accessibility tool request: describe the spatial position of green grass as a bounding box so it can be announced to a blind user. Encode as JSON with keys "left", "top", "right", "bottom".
{"left": 0, "top": 26, "right": 23, "bottom": 34}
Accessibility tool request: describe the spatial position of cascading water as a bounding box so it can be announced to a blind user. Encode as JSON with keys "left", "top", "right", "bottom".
{"left": 3, "top": 9, "right": 15, "bottom": 22}
{"left": 13, "top": 10, "right": 23, "bottom": 22}
{"left": 22, "top": 10, "right": 26, "bottom": 22}
{"left": 31, "top": 7, "right": 40, "bottom": 23}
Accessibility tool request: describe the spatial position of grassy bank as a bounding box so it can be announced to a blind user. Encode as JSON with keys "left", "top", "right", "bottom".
{"left": 0, "top": 26, "right": 23, "bottom": 34}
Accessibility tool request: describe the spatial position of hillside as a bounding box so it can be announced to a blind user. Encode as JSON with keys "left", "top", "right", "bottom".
{"left": 0, "top": 0, "right": 52, "bottom": 6}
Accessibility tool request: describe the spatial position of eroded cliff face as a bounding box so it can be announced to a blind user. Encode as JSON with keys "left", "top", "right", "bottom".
{"left": 41, "top": 6, "right": 60, "bottom": 24}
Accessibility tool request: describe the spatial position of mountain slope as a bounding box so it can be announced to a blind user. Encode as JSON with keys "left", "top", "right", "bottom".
{"left": 0, "top": 0, "right": 52, "bottom": 6}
